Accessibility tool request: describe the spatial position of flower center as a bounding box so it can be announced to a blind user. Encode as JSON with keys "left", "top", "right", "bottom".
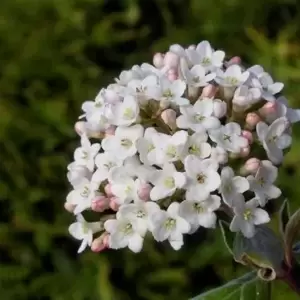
{"left": 104, "top": 161, "right": 115, "bottom": 170}
{"left": 136, "top": 210, "right": 146, "bottom": 218}
{"left": 136, "top": 86, "right": 147, "bottom": 93}
{"left": 82, "top": 222, "right": 89, "bottom": 234}
{"left": 196, "top": 173, "right": 206, "bottom": 184}
{"left": 164, "top": 177, "right": 175, "bottom": 188}
{"left": 189, "top": 144, "right": 200, "bottom": 155}
{"left": 147, "top": 143, "right": 155, "bottom": 153}
{"left": 124, "top": 185, "right": 132, "bottom": 194}
{"left": 257, "top": 177, "right": 265, "bottom": 187}
{"left": 192, "top": 76, "right": 200, "bottom": 83}
{"left": 95, "top": 101, "right": 102, "bottom": 108}
{"left": 122, "top": 223, "right": 133, "bottom": 235}
{"left": 223, "top": 134, "right": 231, "bottom": 142}
{"left": 80, "top": 186, "right": 90, "bottom": 198}
{"left": 123, "top": 108, "right": 134, "bottom": 119}
{"left": 225, "top": 76, "right": 239, "bottom": 85}
{"left": 243, "top": 209, "right": 252, "bottom": 221}
{"left": 120, "top": 138, "right": 133, "bottom": 148}
{"left": 166, "top": 145, "right": 177, "bottom": 158}
{"left": 193, "top": 202, "right": 205, "bottom": 213}
{"left": 267, "top": 135, "right": 278, "bottom": 144}
{"left": 224, "top": 183, "right": 233, "bottom": 194}
{"left": 163, "top": 89, "right": 174, "bottom": 99}
{"left": 81, "top": 150, "right": 88, "bottom": 159}
{"left": 194, "top": 114, "right": 205, "bottom": 122}
{"left": 164, "top": 218, "right": 176, "bottom": 230}
{"left": 201, "top": 57, "right": 211, "bottom": 66}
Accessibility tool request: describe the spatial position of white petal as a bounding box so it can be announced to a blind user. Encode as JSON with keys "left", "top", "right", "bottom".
{"left": 252, "top": 209, "right": 270, "bottom": 225}
{"left": 268, "top": 82, "right": 284, "bottom": 95}
{"left": 264, "top": 185, "right": 281, "bottom": 199}
{"left": 233, "top": 176, "right": 249, "bottom": 193}
{"left": 69, "top": 223, "right": 84, "bottom": 240}
{"left": 204, "top": 170, "right": 221, "bottom": 192}
{"left": 173, "top": 172, "right": 187, "bottom": 189}
{"left": 104, "top": 219, "right": 118, "bottom": 233}
{"left": 128, "top": 234, "right": 143, "bottom": 253}
{"left": 198, "top": 143, "right": 211, "bottom": 158}
{"left": 179, "top": 201, "right": 197, "bottom": 224}
{"left": 221, "top": 166, "right": 234, "bottom": 181}
{"left": 171, "top": 79, "right": 186, "bottom": 97}
{"left": 176, "top": 115, "right": 190, "bottom": 129}
{"left": 198, "top": 212, "right": 217, "bottom": 228}
{"left": 202, "top": 116, "right": 220, "bottom": 130}
{"left": 176, "top": 216, "right": 191, "bottom": 234}
{"left": 77, "top": 239, "right": 88, "bottom": 253}
{"left": 256, "top": 122, "right": 268, "bottom": 141}
{"left": 276, "top": 134, "right": 292, "bottom": 149}
{"left": 229, "top": 216, "right": 241, "bottom": 232}
{"left": 240, "top": 222, "right": 255, "bottom": 238}
{"left": 184, "top": 155, "right": 202, "bottom": 179}
{"left": 169, "top": 235, "right": 184, "bottom": 250}
{"left": 212, "top": 51, "right": 225, "bottom": 66}
{"left": 224, "top": 122, "right": 241, "bottom": 135}
{"left": 167, "top": 202, "right": 180, "bottom": 216}
{"left": 150, "top": 186, "right": 173, "bottom": 201}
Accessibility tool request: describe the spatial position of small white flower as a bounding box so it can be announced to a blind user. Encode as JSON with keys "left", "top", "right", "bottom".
{"left": 67, "top": 162, "right": 91, "bottom": 188}
{"left": 149, "top": 163, "right": 186, "bottom": 201}
{"left": 219, "top": 167, "right": 249, "bottom": 206}
{"left": 181, "top": 64, "right": 216, "bottom": 87}
{"left": 91, "top": 152, "right": 123, "bottom": 184}
{"left": 209, "top": 122, "right": 248, "bottom": 153}
{"left": 233, "top": 85, "right": 262, "bottom": 108}
{"left": 210, "top": 146, "right": 228, "bottom": 164}
{"left": 73, "top": 134, "right": 101, "bottom": 172}
{"left": 186, "top": 131, "right": 211, "bottom": 159}
{"left": 104, "top": 217, "right": 145, "bottom": 253}
{"left": 154, "top": 77, "right": 189, "bottom": 106}
{"left": 256, "top": 117, "right": 291, "bottom": 164}
{"left": 110, "top": 95, "right": 140, "bottom": 126}
{"left": 117, "top": 201, "right": 160, "bottom": 235}
{"left": 179, "top": 190, "right": 221, "bottom": 232}
{"left": 150, "top": 202, "right": 191, "bottom": 250}
{"left": 184, "top": 155, "right": 221, "bottom": 193}
{"left": 247, "top": 160, "right": 281, "bottom": 206}
{"left": 248, "top": 65, "right": 284, "bottom": 101}
{"left": 81, "top": 90, "right": 106, "bottom": 120}
{"left": 115, "top": 67, "right": 143, "bottom": 85}
{"left": 212, "top": 99, "right": 227, "bottom": 118}
{"left": 102, "top": 124, "right": 144, "bottom": 160}
{"left": 176, "top": 98, "right": 221, "bottom": 132}
{"left": 229, "top": 195, "right": 270, "bottom": 238}
{"left": 215, "top": 65, "right": 249, "bottom": 87}
{"left": 66, "top": 178, "right": 99, "bottom": 214}
{"left": 69, "top": 214, "right": 103, "bottom": 253}
{"left": 186, "top": 40, "right": 225, "bottom": 72}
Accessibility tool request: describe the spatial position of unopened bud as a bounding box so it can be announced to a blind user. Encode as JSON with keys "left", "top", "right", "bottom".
{"left": 104, "top": 183, "right": 114, "bottom": 197}
{"left": 201, "top": 84, "right": 218, "bottom": 98}
{"left": 240, "top": 146, "right": 250, "bottom": 158}
{"left": 91, "top": 233, "right": 109, "bottom": 252}
{"left": 164, "top": 51, "right": 180, "bottom": 69}
{"left": 212, "top": 99, "right": 227, "bottom": 118}
{"left": 91, "top": 196, "right": 110, "bottom": 212}
{"left": 167, "top": 68, "right": 178, "bottom": 81}
{"left": 153, "top": 53, "right": 165, "bottom": 69}
{"left": 211, "top": 146, "right": 228, "bottom": 164}
{"left": 242, "top": 130, "right": 253, "bottom": 144}
{"left": 227, "top": 56, "right": 241, "bottom": 66}
{"left": 74, "top": 121, "right": 87, "bottom": 136}
{"left": 64, "top": 202, "right": 76, "bottom": 213}
{"left": 109, "top": 197, "right": 120, "bottom": 211}
{"left": 104, "top": 126, "right": 116, "bottom": 137}
{"left": 246, "top": 112, "right": 261, "bottom": 130}
{"left": 241, "top": 158, "right": 261, "bottom": 175}
{"left": 259, "top": 102, "right": 277, "bottom": 117}
{"left": 161, "top": 109, "right": 177, "bottom": 130}
{"left": 137, "top": 183, "right": 152, "bottom": 201}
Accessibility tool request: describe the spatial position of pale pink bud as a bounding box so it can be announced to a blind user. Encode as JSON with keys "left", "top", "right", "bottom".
{"left": 244, "top": 158, "right": 261, "bottom": 174}
{"left": 104, "top": 126, "right": 116, "bottom": 137}
{"left": 74, "top": 121, "right": 87, "bottom": 136}
{"left": 109, "top": 197, "right": 120, "bottom": 211}
{"left": 153, "top": 52, "right": 165, "bottom": 69}
{"left": 201, "top": 84, "right": 218, "bottom": 98}
{"left": 164, "top": 51, "right": 179, "bottom": 69}
{"left": 137, "top": 183, "right": 152, "bottom": 201}
{"left": 167, "top": 68, "right": 178, "bottom": 81}
{"left": 91, "top": 233, "right": 109, "bottom": 253}
{"left": 259, "top": 102, "right": 277, "bottom": 117}
{"left": 64, "top": 202, "right": 76, "bottom": 213}
{"left": 161, "top": 109, "right": 177, "bottom": 129}
{"left": 246, "top": 112, "right": 261, "bottom": 129}
{"left": 240, "top": 146, "right": 250, "bottom": 158}
{"left": 91, "top": 196, "right": 110, "bottom": 212}
{"left": 104, "top": 183, "right": 114, "bottom": 197}
{"left": 242, "top": 130, "right": 253, "bottom": 144}
{"left": 104, "top": 89, "right": 120, "bottom": 104}
{"left": 227, "top": 56, "right": 241, "bottom": 66}
{"left": 212, "top": 99, "right": 227, "bottom": 118}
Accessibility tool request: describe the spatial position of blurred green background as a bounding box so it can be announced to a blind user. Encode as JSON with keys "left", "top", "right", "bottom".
{"left": 1, "top": 0, "right": 300, "bottom": 299}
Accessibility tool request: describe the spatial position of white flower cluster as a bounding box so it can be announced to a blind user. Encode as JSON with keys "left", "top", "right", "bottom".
{"left": 65, "top": 41, "right": 300, "bottom": 253}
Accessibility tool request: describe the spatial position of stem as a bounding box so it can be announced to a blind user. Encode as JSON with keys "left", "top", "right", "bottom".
{"left": 281, "top": 265, "right": 300, "bottom": 295}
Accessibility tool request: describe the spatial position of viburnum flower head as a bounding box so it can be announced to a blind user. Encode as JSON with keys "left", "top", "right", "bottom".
{"left": 66, "top": 39, "right": 300, "bottom": 255}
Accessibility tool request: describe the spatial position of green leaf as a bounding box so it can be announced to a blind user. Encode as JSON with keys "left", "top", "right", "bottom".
{"left": 219, "top": 220, "right": 234, "bottom": 255}
{"left": 233, "top": 225, "right": 284, "bottom": 280}
{"left": 190, "top": 272, "right": 271, "bottom": 300}
{"left": 284, "top": 208, "right": 300, "bottom": 268}
{"left": 279, "top": 198, "right": 290, "bottom": 238}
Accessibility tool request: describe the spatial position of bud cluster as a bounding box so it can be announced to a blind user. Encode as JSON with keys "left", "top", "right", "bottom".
{"left": 66, "top": 41, "right": 300, "bottom": 253}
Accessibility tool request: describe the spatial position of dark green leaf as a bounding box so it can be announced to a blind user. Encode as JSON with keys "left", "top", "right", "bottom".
{"left": 219, "top": 220, "right": 234, "bottom": 255}
{"left": 279, "top": 198, "right": 290, "bottom": 238}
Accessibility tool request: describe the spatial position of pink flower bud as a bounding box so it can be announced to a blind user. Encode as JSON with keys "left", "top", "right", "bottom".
{"left": 91, "top": 196, "right": 110, "bottom": 212}
{"left": 104, "top": 183, "right": 114, "bottom": 197}
{"left": 259, "top": 102, "right": 277, "bottom": 117}
{"left": 161, "top": 109, "right": 177, "bottom": 129}
{"left": 242, "top": 130, "right": 253, "bottom": 144}
{"left": 137, "top": 183, "right": 152, "bottom": 201}
{"left": 64, "top": 202, "right": 76, "bottom": 213}
{"left": 167, "top": 68, "right": 178, "bottom": 81}
{"left": 109, "top": 197, "right": 120, "bottom": 211}
{"left": 244, "top": 158, "right": 261, "bottom": 174}
{"left": 163, "top": 51, "right": 179, "bottom": 69}
{"left": 240, "top": 146, "right": 250, "bottom": 158}
{"left": 246, "top": 112, "right": 261, "bottom": 129}
{"left": 91, "top": 233, "right": 109, "bottom": 252}
{"left": 227, "top": 56, "right": 241, "bottom": 66}
{"left": 153, "top": 52, "right": 165, "bottom": 69}
{"left": 104, "top": 126, "right": 116, "bottom": 137}
{"left": 74, "top": 121, "right": 86, "bottom": 136}
{"left": 212, "top": 99, "right": 227, "bottom": 118}
{"left": 201, "top": 84, "right": 218, "bottom": 98}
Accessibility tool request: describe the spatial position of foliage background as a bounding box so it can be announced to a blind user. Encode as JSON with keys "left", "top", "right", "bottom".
{"left": 1, "top": 0, "right": 300, "bottom": 299}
